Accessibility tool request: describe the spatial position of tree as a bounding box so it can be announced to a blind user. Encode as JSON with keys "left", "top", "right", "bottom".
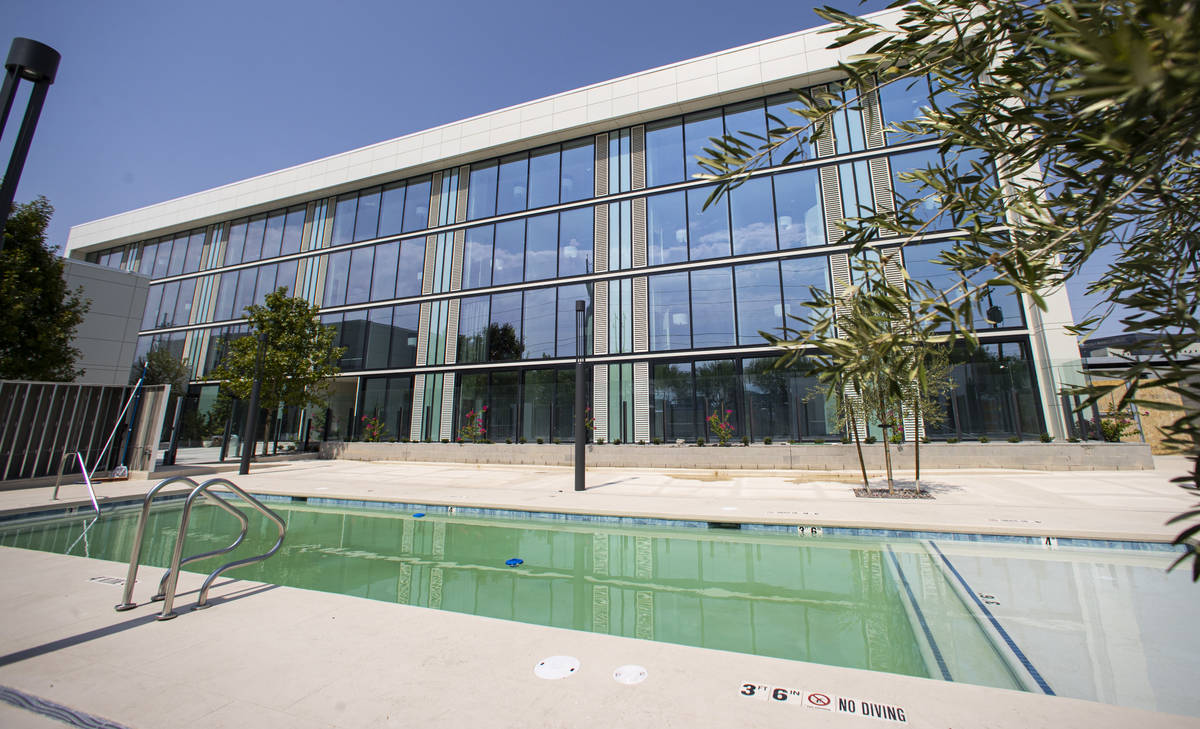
{"left": 136, "top": 347, "right": 189, "bottom": 391}
{"left": 210, "top": 288, "right": 344, "bottom": 456}
{"left": 699, "top": 0, "right": 1200, "bottom": 572}
{"left": 0, "top": 197, "right": 88, "bottom": 381}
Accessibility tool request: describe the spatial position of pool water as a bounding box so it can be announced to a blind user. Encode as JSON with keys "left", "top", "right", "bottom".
{"left": 2, "top": 499, "right": 1195, "bottom": 716}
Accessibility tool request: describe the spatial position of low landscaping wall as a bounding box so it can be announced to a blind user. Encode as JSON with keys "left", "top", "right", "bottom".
{"left": 319, "top": 440, "right": 1154, "bottom": 471}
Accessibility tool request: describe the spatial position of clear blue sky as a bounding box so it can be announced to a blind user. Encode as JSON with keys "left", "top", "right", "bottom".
{"left": 2, "top": 0, "right": 1116, "bottom": 337}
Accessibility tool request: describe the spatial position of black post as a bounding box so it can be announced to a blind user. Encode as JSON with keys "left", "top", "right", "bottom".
{"left": 0, "top": 38, "right": 60, "bottom": 245}
{"left": 239, "top": 332, "right": 267, "bottom": 475}
{"left": 163, "top": 394, "right": 185, "bottom": 466}
{"left": 219, "top": 402, "right": 234, "bottom": 462}
{"left": 574, "top": 299, "right": 586, "bottom": 492}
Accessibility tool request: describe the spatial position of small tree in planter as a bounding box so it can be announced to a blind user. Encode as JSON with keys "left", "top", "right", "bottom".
{"left": 361, "top": 415, "right": 387, "bottom": 443}
{"left": 458, "top": 406, "right": 488, "bottom": 443}
{"left": 706, "top": 409, "right": 736, "bottom": 446}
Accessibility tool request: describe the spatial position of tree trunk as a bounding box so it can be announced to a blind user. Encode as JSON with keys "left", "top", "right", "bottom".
{"left": 913, "top": 397, "right": 922, "bottom": 494}
{"left": 881, "top": 423, "right": 895, "bottom": 494}
{"left": 260, "top": 409, "right": 273, "bottom": 457}
{"left": 850, "top": 400, "right": 869, "bottom": 490}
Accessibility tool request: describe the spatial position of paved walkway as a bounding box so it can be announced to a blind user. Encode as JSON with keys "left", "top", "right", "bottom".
{"left": 0, "top": 456, "right": 1196, "bottom": 728}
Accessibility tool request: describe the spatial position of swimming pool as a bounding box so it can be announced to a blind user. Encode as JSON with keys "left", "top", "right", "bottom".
{"left": 0, "top": 497, "right": 1194, "bottom": 716}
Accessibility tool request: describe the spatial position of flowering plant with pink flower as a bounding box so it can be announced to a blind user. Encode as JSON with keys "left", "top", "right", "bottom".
{"left": 706, "top": 408, "right": 735, "bottom": 446}
{"left": 458, "top": 405, "right": 488, "bottom": 443}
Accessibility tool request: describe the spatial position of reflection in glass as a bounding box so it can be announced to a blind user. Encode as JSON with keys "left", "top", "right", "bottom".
{"left": 522, "top": 369, "right": 554, "bottom": 443}
{"left": 648, "top": 272, "right": 690, "bottom": 351}
{"left": 558, "top": 207, "right": 593, "bottom": 277}
{"left": 340, "top": 310, "right": 367, "bottom": 370}
{"left": 647, "top": 192, "right": 688, "bottom": 266}
{"left": 276, "top": 259, "right": 298, "bottom": 297}
{"left": 213, "top": 272, "right": 237, "bottom": 321}
{"left": 462, "top": 225, "right": 494, "bottom": 289}
{"left": 389, "top": 304, "right": 419, "bottom": 368}
{"left": 774, "top": 169, "right": 824, "bottom": 249}
{"left": 524, "top": 213, "right": 558, "bottom": 281}
{"left": 560, "top": 139, "right": 593, "bottom": 203}
{"left": 687, "top": 186, "right": 731, "bottom": 260}
{"left": 354, "top": 187, "right": 381, "bottom": 242}
{"left": 346, "top": 247, "right": 374, "bottom": 305}
{"left": 262, "top": 213, "right": 285, "bottom": 259}
{"left": 332, "top": 195, "right": 357, "bottom": 246}
{"left": 902, "top": 241, "right": 1024, "bottom": 330}
{"left": 652, "top": 362, "right": 696, "bottom": 441}
{"left": 458, "top": 295, "right": 490, "bottom": 364}
{"left": 493, "top": 220, "right": 525, "bottom": 286}
{"left": 690, "top": 268, "right": 735, "bottom": 348}
{"left": 379, "top": 183, "right": 406, "bottom": 237}
{"left": 723, "top": 100, "right": 766, "bottom": 141}
{"left": 365, "top": 307, "right": 393, "bottom": 369}
{"left": 878, "top": 74, "right": 937, "bottom": 145}
{"left": 557, "top": 283, "right": 591, "bottom": 358}
{"left": 735, "top": 262, "right": 782, "bottom": 345}
{"left": 395, "top": 238, "right": 424, "bottom": 298}
{"left": 522, "top": 288, "right": 556, "bottom": 359}
{"left": 167, "top": 235, "right": 187, "bottom": 276}
{"left": 323, "top": 251, "right": 350, "bottom": 307}
{"left": 695, "top": 359, "right": 740, "bottom": 440}
{"left": 489, "top": 292, "right": 523, "bottom": 362}
{"left": 889, "top": 147, "right": 946, "bottom": 228}
{"left": 497, "top": 154, "right": 528, "bottom": 215}
{"left": 646, "top": 119, "right": 684, "bottom": 187}
{"left": 243, "top": 216, "right": 266, "bottom": 263}
{"left": 253, "top": 264, "right": 277, "bottom": 306}
{"left": 370, "top": 241, "right": 399, "bottom": 301}
{"left": 225, "top": 222, "right": 246, "bottom": 266}
{"left": 402, "top": 176, "right": 431, "bottom": 233}
{"left": 232, "top": 267, "right": 257, "bottom": 319}
{"left": 528, "top": 147, "right": 560, "bottom": 209}
{"left": 730, "top": 176, "right": 777, "bottom": 255}
{"left": 468, "top": 161, "right": 498, "bottom": 220}
{"left": 281, "top": 206, "right": 306, "bottom": 256}
{"left": 684, "top": 110, "right": 723, "bottom": 180}
{"left": 781, "top": 256, "right": 831, "bottom": 327}
{"left": 766, "top": 93, "right": 813, "bottom": 166}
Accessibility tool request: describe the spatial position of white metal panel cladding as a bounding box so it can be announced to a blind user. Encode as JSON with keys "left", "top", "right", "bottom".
{"left": 820, "top": 166, "right": 844, "bottom": 243}
{"left": 444, "top": 298, "right": 460, "bottom": 364}
{"left": 631, "top": 197, "right": 647, "bottom": 269}
{"left": 594, "top": 203, "right": 609, "bottom": 274}
{"left": 428, "top": 171, "right": 443, "bottom": 229}
{"left": 633, "top": 360, "right": 650, "bottom": 443}
{"left": 440, "top": 372, "right": 456, "bottom": 440}
{"left": 421, "top": 236, "right": 437, "bottom": 296}
{"left": 595, "top": 133, "right": 609, "bottom": 198}
{"left": 632, "top": 276, "right": 648, "bottom": 353}
{"left": 300, "top": 202, "right": 317, "bottom": 253}
{"left": 862, "top": 82, "right": 886, "bottom": 150}
{"left": 814, "top": 88, "right": 836, "bottom": 158}
{"left": 415, "top": 301, "right": 432, "bottom": 367}
{"left": 449, "top": 228, "right": 465, "bottom": 292}
{"left": 310, "top": 252, "right": 328, "bottom": 307}
{"left": 410, "top": 373, "right": 426, "bottom": 440}
{"left": 869, "top": 157, "right": 896, "bottom": 216}
{"left": 829, "top": 252, "right": 851, "bottom": 325}
{"left": 593, "top": 364, "right": 608, "bottom": 442}
{"left": 188, "top": 275, "right": 207, "bottom": 325}
{"left": 594, "top": 280, "right": 609, "bottom": 355}
{"left": 631, "top": 125, "right": 646, "bottom": 191}
{"left": 455, "top": 166, "right": 469, "bottom": 223}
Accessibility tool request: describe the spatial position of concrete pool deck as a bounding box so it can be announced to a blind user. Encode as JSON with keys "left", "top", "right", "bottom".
{"left": 1, "top": 456, "right": 1197, "bottom": 728}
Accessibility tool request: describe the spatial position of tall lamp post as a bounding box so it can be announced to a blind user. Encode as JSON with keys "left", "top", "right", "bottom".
{"left": 0, "top": 38, "right": 60, "bottom": 246}
{"left": 574, "top": 299, "right": 586, "bottom": 492}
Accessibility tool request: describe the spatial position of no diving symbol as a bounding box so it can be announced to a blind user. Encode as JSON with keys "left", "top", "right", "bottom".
{"left": 808, "top": 693, "right": 831, "bottom": 707}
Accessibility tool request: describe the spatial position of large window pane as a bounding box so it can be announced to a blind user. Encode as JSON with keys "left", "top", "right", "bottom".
{"left": 224, "top": 222, "right": 246, "bottom": 266}
{"left": 233, "top": 267, "right": 257, "bottom": 318}
{"left": 766, "top": 93, "right": 812, "bottom": 166}
{"left": 340, "top": 310, "right": 367, "bottom": 370}
{"left": 774, "top": 169, "right": 824, "bottom": 249}
{"left": 528, "top": 146, "right": 560, "bottom": 209}
{"left": 735, "top": 262, "right": 782, "bottom": 345}
{"left": 497, "top": 154, "right": 528, "bottom": 215}
{"left": 647, "top": 191, "right": 688, "bottom": 266}
{"left": 395, "top": 238, "right": 424, "bottom": 298}
{"left": 462, "top": 225, "right": 493, "bottom": 290}
{"left": 213, "top": 271, "right": 237, "bottom": 321}
{"left": 166, "top": 235, "right": 187, "bottom": 276}
{"left": 262, "top": 212, "right": 285, "bottom": 259}
{"left": 331, "top": 195, "right": 357, "bottom": 246}
{"left": 402, "top": 176, "right": 431, "bottom": 233}
{"left": 646, "top": 119, "right": 684, "bottom": 187}
{"left": 522, "top": 288, "right": 556, "bottom": 359}
{"left": 524, "top": 213, "right": 558, "bottom": 281}
{"left": 493, "top": 220, "right": 525, "bottom": 286}
{"left": 389, "top": 304, "right": 419, "bottom": 368}
{"left": 903, "top": 241, "right": 1025, "bottom": 330}
{"left": 364, "top": 308, "right": 393, "bottom": 369}
{"left": 141, "top": 285, "right": 164, "bottom": 329}
{"left": 560, "top": 139, "right": 593, "bottom": 203}
{"left": 323, "top": 251, "right": 350, "bottom": 307}
{"left": 243, "top": 216, "right": 266, "bottom": 261}
{"left": 354, "top": 187, "right": 381, "bottom": 242}
{"left": 457, "top": 295, "right": 490, "bottom": 363}
{"left": 378, "top": 183, "right": 406, "bottom": 237}
{"left": 690, "top": 267, "right": 735, "bottom": 347}
{"left": 695, "top": 359, "right": 741, "bottom": 440}
{"left": 648, "top": 272, "right": 690, "bottom": 351}
{"left": 152, "top": 238, "right": 171, "bottom": 277}
{"left": 652, "top": 362, "right": 696, "bottom": 441}
{"left": 730, "top": 176, "right": 777, "bottom": 255}
{"left": 878, "top": 74, "right": 936, "bottom": 145}
{"left": 253, "top": 263, "right": 277, "bottom": 306}
{"left": 781, "top": 256, "right": 831, "bottom": 326}
{"left": 183, "top": 230, "right": 205, "bottom": 273}
{"left": 346, "top": 246, "right": 374, "bottom": 304}
{"left": 276, "top": 259, "right": 298, "bottom": 297}
{"left": 684, "top": 110, "right": 723, "bottom": 180}
{"left": 521, "top": 369, "right": 554, "bottom": 443}
{"left": 138, "top": 241, "right": 158, "bottom": 275}
{"left": 556, "top": 283, "right": 591, "bottom": 357}
{"left": 489, "top": 292, "right": 523, "bottom": 361}
{"left": 281, "top": 206, "right": 306, "bottom": 256}
{"left": 890, "top": 147, "right": 949, "bottom": 230}
{"left": 558, "top": 207, "right": 593, "bottom": 277}
{"left": 370, "top": 241, "right": 399, "bottom": 301}
{"left": 488, "top": 371, "right": 519, "bottom": 442}
{"left": 724, "top": 100, "right": 766, "bottom": 140}
{"left": 467, "top": 161, "right": 498, "bottom": 220}
{"left": 687, "top": 185, "right": 731, "bottom": 260}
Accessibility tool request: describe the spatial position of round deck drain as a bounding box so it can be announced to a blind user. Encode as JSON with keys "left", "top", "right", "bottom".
{"left": 613, "top": 665, "right": 647, "bottom": 684}
{"left": 534, "top": 656, "right": 579, "bottom": 679}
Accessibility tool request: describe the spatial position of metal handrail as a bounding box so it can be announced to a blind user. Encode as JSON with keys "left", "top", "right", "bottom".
{"left": 157, "top": 477, "right": 286, "bottom": 621}
{"left": 115, "top": 476, "right": 200, "bottom": 611}
{"left": 149, "top": 491, "right": 249, "bottom": 602}
{"left": 61, "top": 452, "right": 100, "bottom": 556}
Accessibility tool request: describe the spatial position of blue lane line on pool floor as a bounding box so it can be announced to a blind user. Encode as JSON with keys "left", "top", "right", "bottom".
{"left": 885, "top": 545, "right": 952, "bottom": 681}
{"left": 927, "top": 541, "right": 1055, "bottom": 695}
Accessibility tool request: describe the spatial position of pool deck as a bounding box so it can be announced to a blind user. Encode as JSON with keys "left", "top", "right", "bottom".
{"left": 1, "top": 456, "right": 1197, "bottom": 728}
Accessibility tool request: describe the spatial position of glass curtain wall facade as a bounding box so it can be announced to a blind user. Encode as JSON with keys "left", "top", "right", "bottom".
{"left": 85, "top": 72, "right": 1047, "bottom": 443}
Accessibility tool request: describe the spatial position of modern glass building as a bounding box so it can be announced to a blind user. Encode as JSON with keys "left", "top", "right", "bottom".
{"left": 65, "top": 11, "right": 1081, "bottom": 446}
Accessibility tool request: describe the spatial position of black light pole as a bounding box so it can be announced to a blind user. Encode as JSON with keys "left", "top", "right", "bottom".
{"left": 0, "top": 38, "right": 60, "bottom": 246}
{"left": 574, "top": 299, "right": 586, "bottom": 492}
{"left": 239, "top": 332, "right": 267, "bottom": 475}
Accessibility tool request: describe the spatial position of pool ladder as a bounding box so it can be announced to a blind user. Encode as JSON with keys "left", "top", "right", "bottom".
{"left": 115, "top": 476, "right": 286, "bottom": 621}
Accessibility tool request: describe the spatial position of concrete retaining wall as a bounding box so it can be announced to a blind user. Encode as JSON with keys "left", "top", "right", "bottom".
{"left": 320, "top": 441, "right": 1154, "bottom": 471}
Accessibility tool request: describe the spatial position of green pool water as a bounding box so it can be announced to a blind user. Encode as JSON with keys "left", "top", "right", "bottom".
{"left": 0, "top": 501, "right": 1028, "bottom": 690}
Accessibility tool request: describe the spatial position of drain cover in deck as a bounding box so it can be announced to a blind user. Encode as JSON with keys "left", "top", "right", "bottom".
{"left": 613, "top": 665, "right": 647, "bottom": 684}
{"left": 534, "top": 656, "right": 579, "bottom": 679}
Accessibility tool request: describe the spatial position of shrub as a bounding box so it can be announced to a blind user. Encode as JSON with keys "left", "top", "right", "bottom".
{"left": 440, "top": 438, "right": 449, "bottom": 444}
{"left": 696, "top": 437, "right": 705, "bottom": 447}
{"left": 1099, "top": 408, "right": 1135, "bottom": 442}
{"left": 1068, "top": 436, "right": 1081, "bottom": 443}
{"left": 921, "top": 437, "right": 931, "bottom": 444}
{"left": 1040, "top": 432, "right": 1053, "bottom": 443}
{"left": 536, "top": 437, "right": 544, "bottom": 444}
{"left": 763, "top": 437, "right": 773, "bottom": 445}
{"left": 978, "top": 435, "right": 991, "bottom": 443}
{"left": 505, "top": 438, "right": 512, "bottom": 444}
{"left": 652, "top": 438, "right": 662, "bottom": 445}
{"left": 864, "top": 435, "right": 877, "bottom": 444}
{"left": 612, "top": 438, "right": 622, "bottom": 445}
{"left": 889, "top": 434, "right": 902, "bottom": 444}
{"left": 457, "top": 406, "right": 488, "bottom": 443}
{"left": 361, "top": 415, "right": 387, "bottom": 442}
{"left": 638, "top": 440, "right": 646, "bottom": 445}
{"left": 841, "top": 435, "right": 852, "bottom": 444}
{"left": 947, "top": 437, "right": 960, "bottom": 444}
{"left": 554, "top": 438, "right": 561, "bottom": 445}
{"left": 741, "top": 435, "right": 750, "bottom": 446}
{"left": 519, "top": 437, "right": 527, "bottom": 444}
{"left": 813, "top": 438, "right": 825, "bottom": 445}
{"left": 1007, "top": 436, "right": 1021, "bottom": 443}
{"left": 705, "top": 409, "right": 735, "bottom": 446}
{"left": 596, "top": 438, "right": 604, "bottom": 445}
